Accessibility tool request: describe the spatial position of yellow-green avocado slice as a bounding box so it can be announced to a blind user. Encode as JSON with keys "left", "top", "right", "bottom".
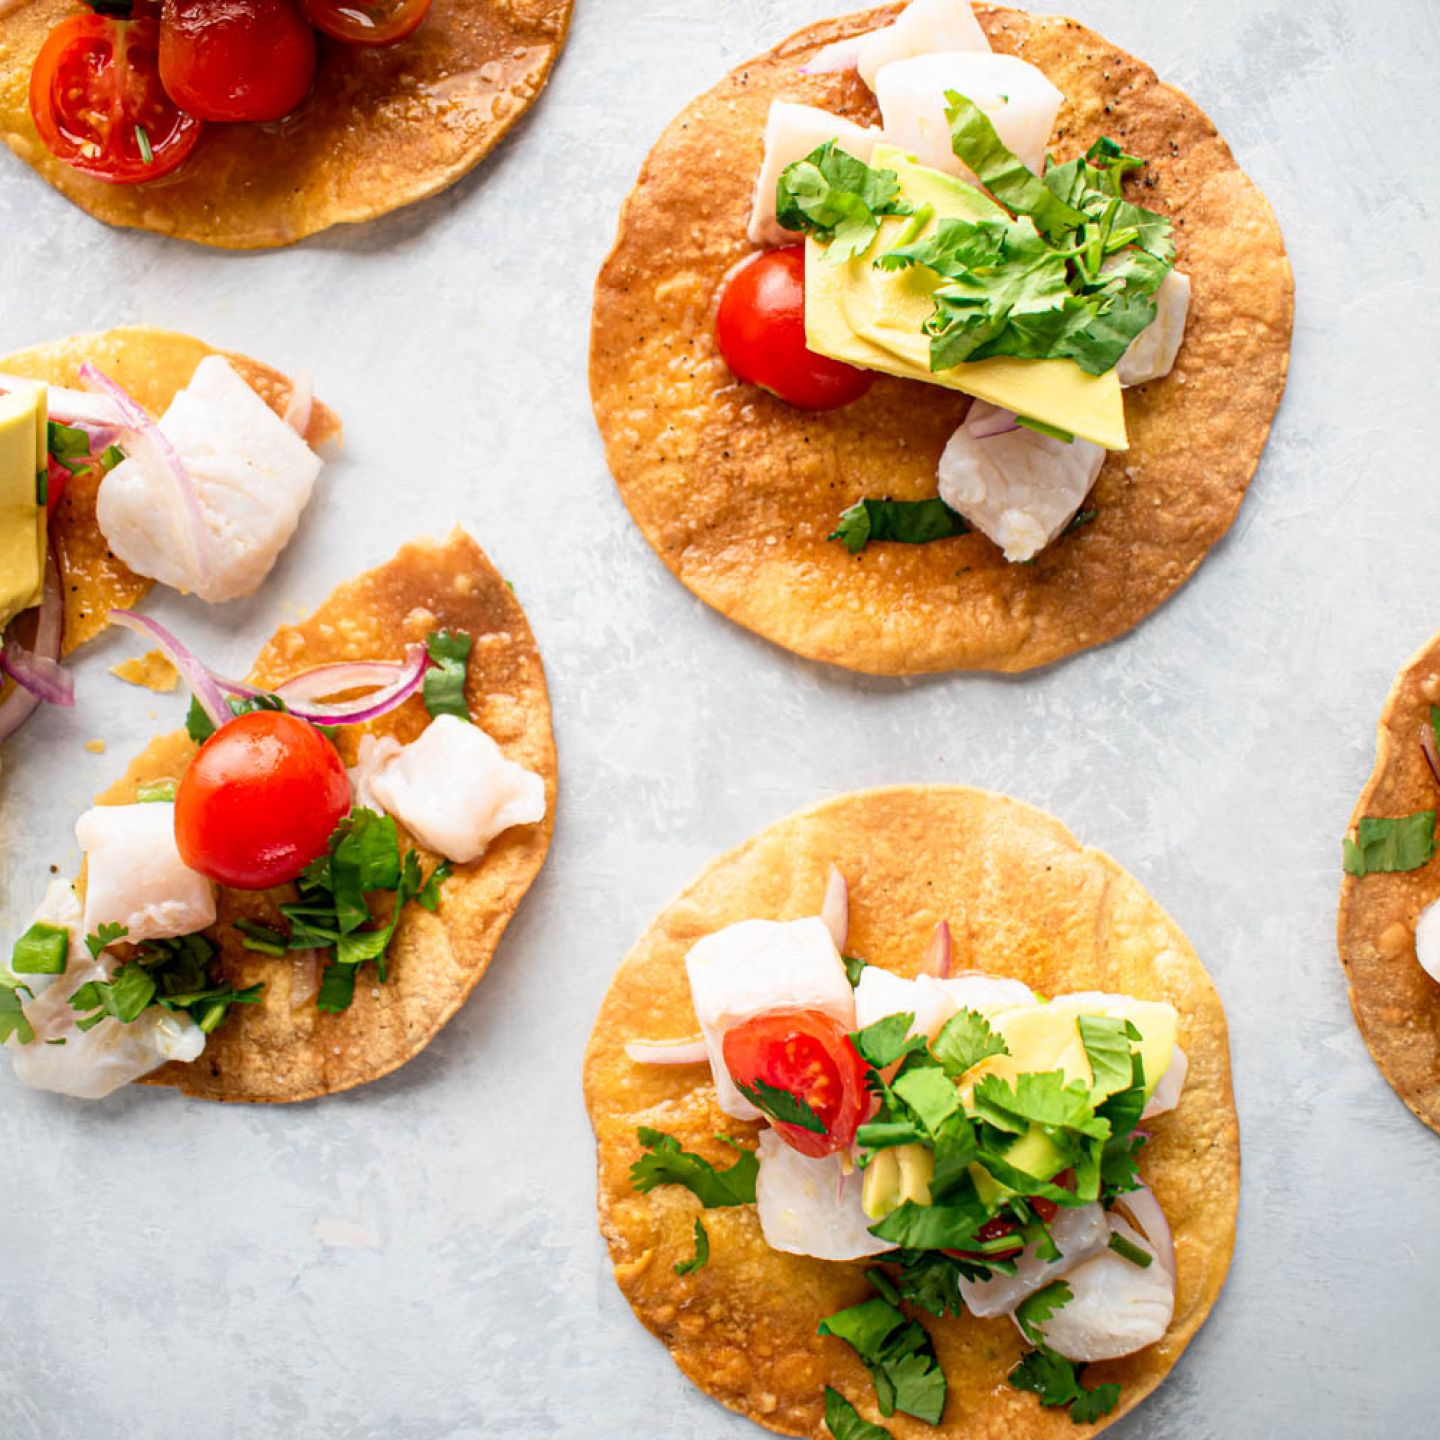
{"left": 803, "top": 145, "right": 1127, "bottom": 450}
{"left": 0, "top": 383, "right": 48, "bottom": 632}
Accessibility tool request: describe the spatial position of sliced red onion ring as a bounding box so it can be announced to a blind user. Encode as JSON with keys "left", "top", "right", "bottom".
{"left": 967, "top": 405, "right": 1021, "bottom": 439}
{"left": 1, "top": 645, "right": 73, "bottom": 707}
{"left": 1421, "top": 721, "right": 1440, "bottom": 789}
{"left": 282, "top": 370, "right": 313, "bottom": 437}
{"left": 925, "top": 919, "right": 953, "bottom": 978}
{"left": 267, "top": 644, "right": 429, "bottom": 727}
{"left": 79, "top": 362, "right": 213, "bottom": 591}
{"left": 290, "top": 949, "right": 323, "bottom": 1009}
{"left": 109, "top": 609, "right": 231, "bottom": 729}
{"left": 1141, "top": 1045, "right": 1187, "bottom": 1119}
{"left": 1114, "top": 1185, "right": 1175, "bottom": 1277}
{"left": 800, "top": 34, "right": 865, "bottom": 73}
{"left": 0, "top": 373, "right": 124, "bottom": 428}
{"left": 0, "top": 551, "right": 66, "bottom": 740}
{"left": 273, "top": 659, "right": 413, "bottom": 705}
{"left": 821, "top": 864, "right": 849, "bottom": 952}
{"left": 623, "top": 1036, "right": 710, "bottom": 1066}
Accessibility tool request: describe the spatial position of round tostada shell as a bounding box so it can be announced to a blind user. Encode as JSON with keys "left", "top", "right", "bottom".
{"left": 589, "top": 4, "right": 1292, "bottom": 675}
{"left": 1, "top": 325, "right": 342, "bottom": 656}
{"left": 1337, "top": 630, "right": 1440, "bottom": 1134}
{"left": 0, "top": 0, "right": 573, "bottom": 249}
{"left": 583, "top": 786, "right": 1238, "bottom": 1438}
{"left": 90, "top": 528, "right": 557, "bottom": 1102}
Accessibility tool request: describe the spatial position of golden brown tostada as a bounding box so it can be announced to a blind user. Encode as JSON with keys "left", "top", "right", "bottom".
{"left": 584, "top": 786, "right": 1238, "bottom": 1437}
{"left": 133, "top": 529, "right": 555, "bottom": 1102}
{"left": 1, "top": 326, "right": 341, "bottom": 655}
{"left": 590, "top": 4, "right": 1292, "bottom": 675}
{"left": 1338, "top": 631, "right": 1440, "bottom": 1134}
{"left": 0, "top": 1, "right": 573, "bottom": 249}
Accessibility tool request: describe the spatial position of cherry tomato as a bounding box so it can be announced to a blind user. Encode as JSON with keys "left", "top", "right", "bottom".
{"left": 944, "top": 1216, "right": 1025, "bottom": 1264}
{"left": 175, "top": 710, "right": 351, "bottom": 890}
{"left": 29, "top": 14, "right": 203, "bottom": 185}
{"left": 715, "top": 245, "right": 875, "bottom": 411}
{"left": 721, "top": 1008, "right": 869, "bottom": 1158}
{"left": 159, "top": 0, "right": 316, "bottom": 123}
{"left": 303, "top": 0, "right": 432, "bottom": 45}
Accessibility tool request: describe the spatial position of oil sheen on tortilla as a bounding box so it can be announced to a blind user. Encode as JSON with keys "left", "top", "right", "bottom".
{"left": 584, "top": 786, "right": 1239, "bottom": 1438}
{"left": 590, "top": 4, "right": 1293, "bottom": 675}
{"left": 0, "top": 0, "right": 573, "bottom": 249}
{"left": 1338, "top": 630, "right": 1440, "bottom": 1135}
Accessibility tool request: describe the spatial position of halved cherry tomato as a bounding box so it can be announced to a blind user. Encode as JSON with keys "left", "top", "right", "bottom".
{"left": 303, "top": 0, "right": 432, "bottom": 45}
{"left": 721, "top": 1008, "right": 869, "bottom": 1158}
{"left": 944, "top": 1216, "right": 1025, "bottom": 1264}
{"left": 29, "top": 14, "right": 203, "bottom": 184}
{"left": 715, "top": 245, "right": 875, "bottom": 411}
{"left": 175, "top": 710, "right": 351, "bottom": 890}
{"left": 159, "top": 0, "right": 316, "bottom": 123}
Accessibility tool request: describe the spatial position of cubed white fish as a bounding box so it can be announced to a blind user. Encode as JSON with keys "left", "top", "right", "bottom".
{"left": 96, "top": 355, "right": 323, "bottom": 604}
{"left": 356, "top": 714, "right": 546, "bottom": 866}
{"left": 11, "top": 1003, "right": 203, "bottom": 1100}
{"left": 76, "top": 803, "right": 216, "bottom": 944}
{"left": 685, "top": 916, "right": 854, "bottom": 1120}
{"left": 754, "top": 1128, "right": 893, "bottom": 1261}
{"left": 748, "top": 102, "right": 883, "bottom": 247}
{"left": 937, "top": 401, "right": 1105, "bottom": 562}
{"left": 960, "top": 1202, "right": 1110, "bottom": 1317}
{"left": 933, "top": 972, "right": 1037, "bottom": 1013}
{"left": 855, "top": 968, "right": 1037, "bottom": 1038}
{"left": 875, "top": 52, "right": 1062, "bottom": 179}
{"left": 1141, "top": 1044, "right": 1187, "bottom": 1118}
{"left": 1416, "top": 897, "right": 1440, "bottom": 984}
{"left": 856, "top": 0, "right": 990, "bottom": 90}
{"left": 1116, "top": 270, "right": 1191, "bottom": 386}
{"left": 1023, "top": 1214, "right": 1174, "bottom": 1361}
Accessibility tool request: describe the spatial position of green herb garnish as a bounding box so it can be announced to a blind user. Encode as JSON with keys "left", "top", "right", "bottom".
{"left": 674, "top": 1217, "right": 710, "bottom": 1275}
{"left": 186, "top": 692, "right": 288, "bottom": 746}
{"left": 1108, "top": 1230, "right": 1153, "bottom": 1267}
{"left": 629, "top": 1127, "right": 758, "bottom": 1207}
{"left": 234, "top": 918, "right": 287, "bottom": 957}
{"left": 423, "top": 629, "right": 473, "bottom": 722}
{"left": 823, "top": 1388, "right": 895, "bottom": 1440}
{"left": 735, "top": 1076, "right": 827, "bottom": 1133}
{"left": 1015, "top": 1279, "right": 1072, "bottom": 1344}
{"left": 818, "top": 1290, "right": 947, "bottom": 1423}
{"left": 1343, "top": 811, "right": 1437, "bottom": 876}
{"left": 46, "top": 421, "right": 93, "bottom": 474}
{"left": 0, "top": 983, "right": 35, "bottom": 1046}
{"left": 830, "top": 497, "right": 969, "bottom": 554}
{"left": 134, "top": 123, "right": 153, "bottom": 166}
{"left": 775, "top": 143, "right": 913, "bottom": 262}
{"left": 1009, "top": 1346, "right": 1121, "bottom": 1424}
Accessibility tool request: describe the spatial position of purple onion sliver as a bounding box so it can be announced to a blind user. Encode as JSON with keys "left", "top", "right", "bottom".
{"left": 968, "top": 407, "right": 1021, "bottom": 439}
{"left": 0, "top": 374, "right": 124, "bottom": 428}
{"left": 280, "top": 645, "right": 431, "bottom": 726}
{"left": 275, "top": 659, "right": 409, "bottom": 705}
{"left": 108, "top": 609, "right": 230, "bottom": 728}
{"left": 1, "top": 647, "right": 74, "bottom": 706}
{"left": 1421, "top": 722, "right": 1440, "bottom": 790}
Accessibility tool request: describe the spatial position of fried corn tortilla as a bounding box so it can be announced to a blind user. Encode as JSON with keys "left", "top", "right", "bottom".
{"left": 590, "top": 4, "right": 1293, "bottom": 675}
{"left": 0, "top": 0, "right": 573, "bottom": 249}
{"left": 584, "top": 787, "right": 1238, "bottom": 1438}
{"left": 1, "top": 325, "right": 341, "bottom": 655}
{"left": 84, "top": 528, "right": 556, "bottom": 1103}
{"left": 1337, "top": 632, "right": 1440, "bottom": 1134}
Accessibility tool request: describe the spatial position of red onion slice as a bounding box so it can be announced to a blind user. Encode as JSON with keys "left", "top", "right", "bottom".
{"left": 821, "top": 864, "right": 850, "bottom": 952}
{"left": 967, "top": 404, "right": 1021, "bottom": 439}
{"left": 1141, "top": 1045, "right": 1187, "bottom": 1119}
{"left": 0, "top": 553, "right": 72, "bottom": 707}
{"left": 1114, "top": 1185, "right": 1175, "bottom": 1277}
{"left": 79, "top": 362, "right": 213, "bottom": 592}
{"left": 282, "top": 370, "right": 313, "bottom": 437}
{"left": 0, "top": 551, "right": 66, "bottom": 741}
{"left": 925, "top": 919, "right": 953, "bottom": 978}
{"left": 273, "top": 659, "right": 412, "bottom": 704}
{"left": 0, "top": 374, "right": 123, "bottom": 428}
{"left": 624, "top": 1036, "right": 710, "bottom": 1066}
{"left": 290, "top": 949, "right": 323, "bottom": 1009}
{"left": 272, "top": 644, "right": 430, "bottom": 727}
{"left": 109, "top": 609, "right": 231, "bottom": 729}
{"left": 1421, "top": 721, "right": 1440, "bottom": 790}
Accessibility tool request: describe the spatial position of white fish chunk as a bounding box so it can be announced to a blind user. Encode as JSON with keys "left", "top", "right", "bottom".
{"left": 76, "top": 803, "right": 216, "bottom": 944}
{"left": 854, "top": 968, "right": 1036, "bottom": 1039}
{"left": 960, "top": 1202, "right": 1110, "bottom": 1317}
{"left": 748, "top": 102, "right": 883, "bottom": 247}
{"left": 937, "top": 401, "right": 1105, "bottom": 562}
{"left": 1116, "top": 270, "right": 1191, "bottom": 386}
{"left": 358, "top": 713, "right": 546, "bottom": 866}
{"left": 856, "top": 0, "right": 990, "bottom": 91}
{"left": 1024, "top": 1214, "right": 1175, "bottom": 1361}
{"left": 875, "top": 52, "right": 1062, "bottom": 180}
{"left": 96, "top": 355, "right": 323, "bottom": 604}
{"left": 933, "top": 972, "right": 1037, "bottom": 1013}
{"left": 1141, "top": 1044, "right": 1187, "bottom": 1119}
{"left": 755, "top": 1128, "right": 893, "bottom": 1261}
{"left": 685, "top": 916, "right": 854, "bottom": 1120}
{"left": 1416, "top": 898, "right": 1440, "bottom": 984}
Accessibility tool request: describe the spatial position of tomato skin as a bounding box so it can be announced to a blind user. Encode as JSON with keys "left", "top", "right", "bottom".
{"left": 159, "top": 0, "right": 316, "bottom": 123}
{"left": 944, "top": 1217, "right": 1025, "bottom": 1264}
{"left": 303, "top": 0, "right": 432, "bottom": 45}
{"left": 715, "top": 245, "right": 875, "bottom": 411}
{"left": 721, "top": 1008, "right": 869, "bottom": 1158}
{"left": 175, "top": 710, "right": 351, "bottom": 891}
{"left": 29, "top": 14, "right": 203, "bottom": 184}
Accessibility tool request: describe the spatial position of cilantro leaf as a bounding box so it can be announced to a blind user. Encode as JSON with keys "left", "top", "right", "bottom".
{"left": 630, "top": 1128, "right": 758, "bottom": 1207}
{"left": 843, "top": 954, "right": 867, "bottom": 987}
{"left": 423, "top": 630, "right": 473, "bottom": 722}
{"left": 831, "top": 497, "right": 969, "bottom": 554}
{"left": 818, "top": 1294, "right": 946, "bottom": 1423}
{"left": 1343, "top": 812, "right": 1436, "bottom": 876}
{"left": 1009, "top": 1347, "right": 1120, "bottom": 1423}
{"left": 0, "top": 983, "right": 35, "bottom": 1046}
{"left": 776, "top": 142, "right": 912, "bottom": 261}
{"left": 1069, "top": 1382, "right": 1122, "bottom": 1423}
{"left": 851, "top": 1013, "right": 928, "bottom": 1068}
{"left": 186, "top": 692, "right": 288, "bottom": 746}
{"left": 887, "top": 1250, "right": 968, "bottom": 1319}
{"left": 891, "top": 1065, "right": 962, "bottom": 1135}
{"left": 823, "top": 1388, "right": 894, "bottom": 1440}
{"left": 932, "top": 1007, "right": 1007, "bottom": 1077}
{"left": 868, "top": 1198, "right": 988, "bottom": 1253}
{"left": 674, "top": 1217, "right": 710, "bottom": 1275}
{"left": 1076, "top": 1015, "right": 1140, "bottom": 1100}
{"left": 735, "top": 1076, "right": 826, "bottom": 1134}
{"left": 70, "top": 962, "right": 155, "bottom": 1026}
{"left": 1015, "top": 1280, "right": 1072, "bottom": 1344}
{"left": 83, "top": 922, "right": 128, "bottom": 961}
{"left": 972, "top": 1071, "right": 1108, "bottom": 1138}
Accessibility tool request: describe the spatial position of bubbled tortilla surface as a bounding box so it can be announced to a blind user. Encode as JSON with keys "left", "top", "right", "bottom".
{"left": 1338, "top": 630, "right": 1440, "bottom": 1134}
{"left": 584, "top": 786, "right": 1238, "bottom": 1438}
{"left": 0, "top": 0, "right": 573, "bottom": 249}
{"left": 589, "top": 4, "right": 1292, "bottom": 675}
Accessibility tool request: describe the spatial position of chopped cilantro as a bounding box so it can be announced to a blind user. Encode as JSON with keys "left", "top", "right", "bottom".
{"left": 843, "top": 954, "right": 867, "bottom": 987}
{"left": 850, "top": 1013, "right": 927, "bottom": 1069}
{"left": 674, "top": 1217, "right": 709, "bottom": 1275}
{"left": 823, "top": 1388, "right": 894, "bottom": 1440}
{"left": 423, "top": 630, "right": 473, "bottom": 722}
{"left": 186, "top": 692, "right": 288, "bottom": 746}
{"left": 46, "top": 421, "right": 93, "bottom": 474}
{"left": 84, "top": 922, "right": 128, "bottom": 961}
{"left": 886, "top": 1250, "right": 968, "bottom": 1319}
{"left": 0, "top": 983, "right": 35, "bottom": 1046}
{"left": 831, "top": 497, "right": 969, "bottom": 555}
{"left": 735, "top": 1076, "right": 826, "bottom": 1133}
{"left": 775, "top": 142, "right": 913, "bottom": 262}
{"left": 818, "top": 1291, "right": 946, "bottom": 1423}
{"left": 1343, "top": 812, "right": 1436, "bottom": 876}
{"left": 1015, "top": 1280, "right": 1072, "bottom": 1344}
{"left": 629, "top": 1127, "right": 758, "bottom": 1207}
{"left": 11, "top": 921, "right": 69, "bottom": 975}
{"left": 1077, "top": 1015, "right": 1140, "bottom": 1100}
{"left": 931, "top": 1007, "right": 1008, "bottom": 1077}
{"left": 234, "top": 918, "right": 287, "bottom": 957}
{"left": 1009, "top": 1347, "right": 1120, "bottom": 1424}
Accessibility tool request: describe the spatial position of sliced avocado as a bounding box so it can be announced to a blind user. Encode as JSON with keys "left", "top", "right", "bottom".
{"left": 0, "top": 384, "right": 47, "bottom": 633}
{"left": 803, "top": 144, "right": 1127, "bottom": 449}
{"left": 971, "top": 1122, "right": 1069, "bottom": 1203}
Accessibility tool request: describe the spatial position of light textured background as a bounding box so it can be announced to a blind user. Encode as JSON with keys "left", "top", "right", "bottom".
{"left": 0, "top": 2, "right": 1435, "bottom": 1436}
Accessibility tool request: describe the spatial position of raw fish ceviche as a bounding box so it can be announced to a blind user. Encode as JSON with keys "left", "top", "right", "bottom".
{"left": 623, "top": 871, "right": 1186, "bottom": 1434}
{"left": 26, "top": 0, "right": 434, "bottom": 185}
